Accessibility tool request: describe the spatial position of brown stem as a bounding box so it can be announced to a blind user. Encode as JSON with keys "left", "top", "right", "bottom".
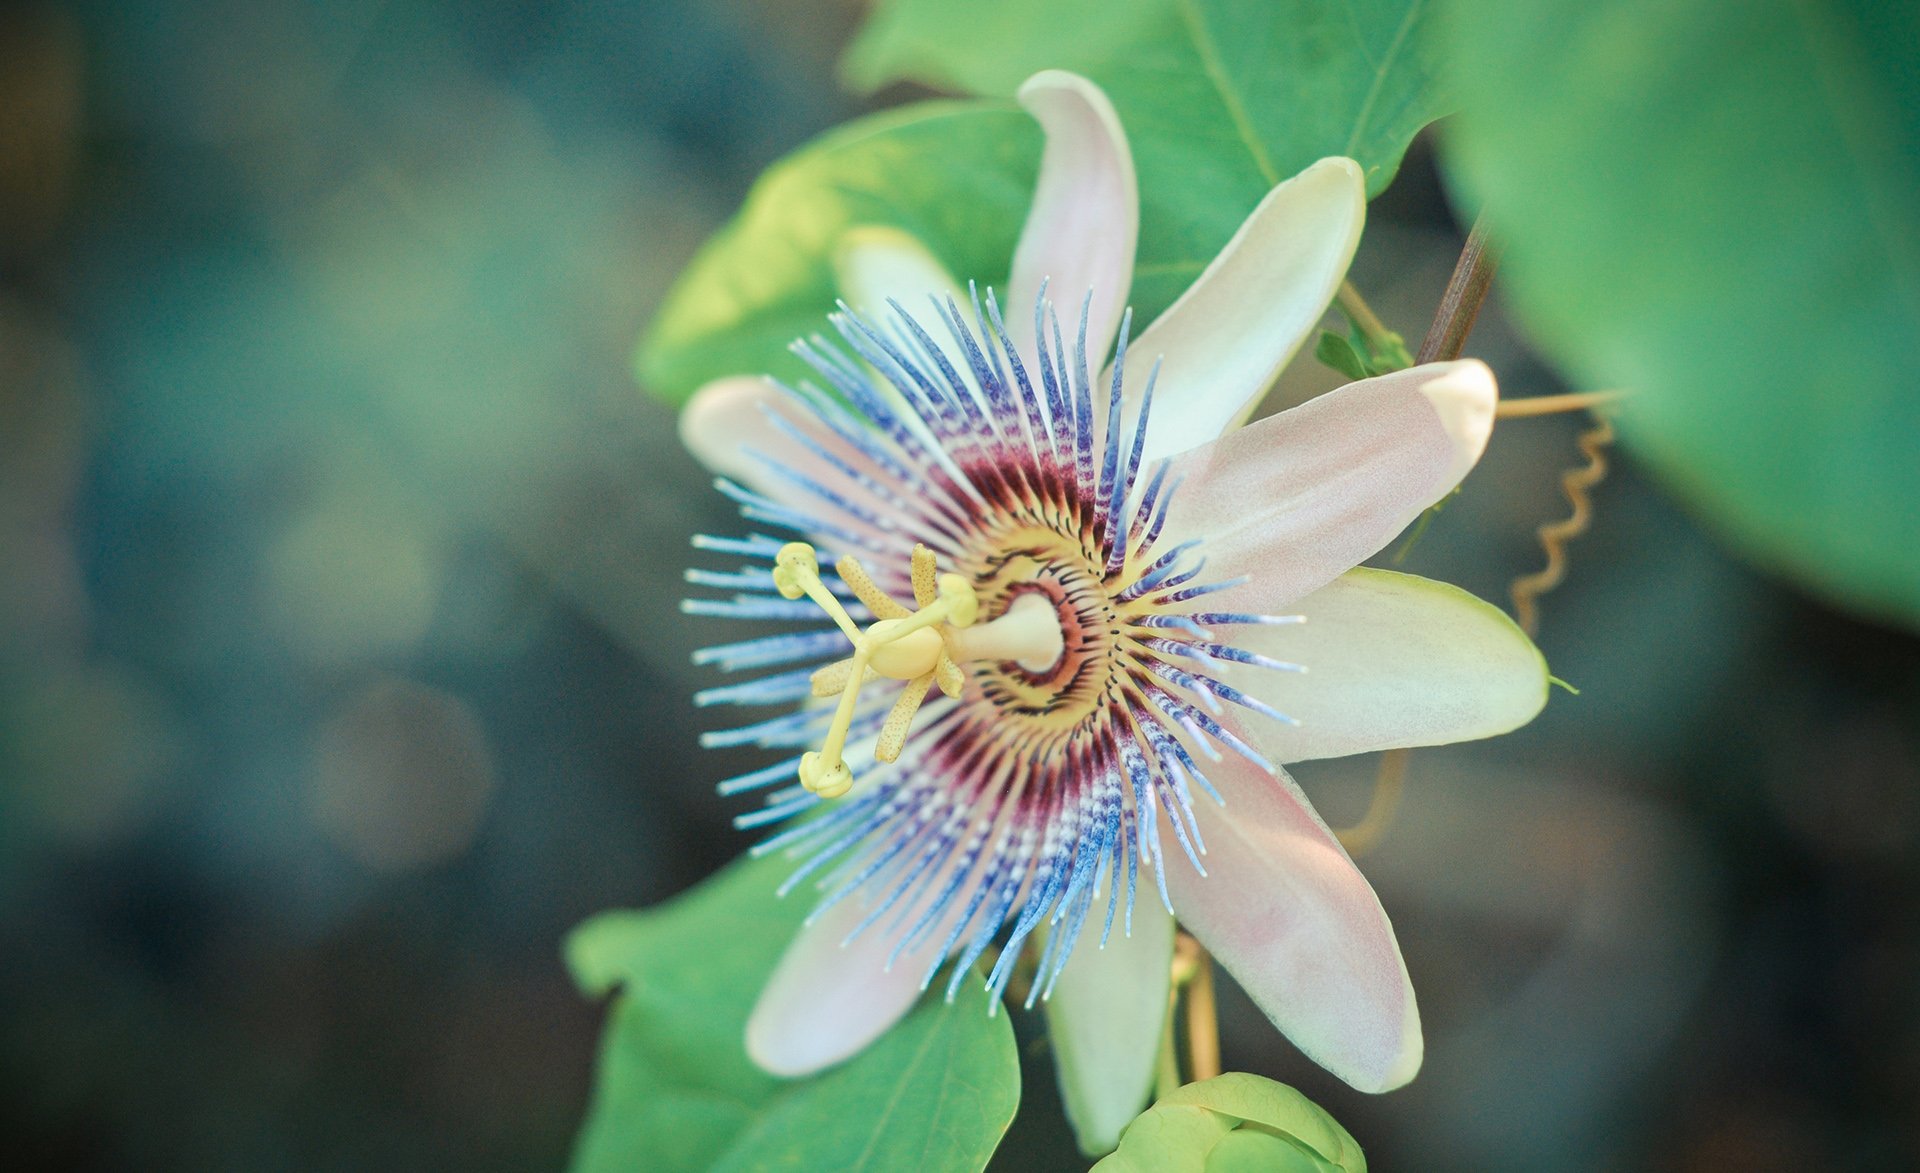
{"left": 1417, "top": 216, "right": 1500, "bottom": 364}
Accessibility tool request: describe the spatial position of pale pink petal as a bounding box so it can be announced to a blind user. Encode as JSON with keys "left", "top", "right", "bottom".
{"left": 1158, "top": 360, "right": 1498, "bottom": 607}
{"left": 833, "top": 225, "right": 965, "bottom": 321}
{"left": 1167, "top": 757, "right": 1421, "bottom": 1093}
{"left": 1007, "top": 70, "right": 1137, "bottom": 361}
{"left": 678, "top": 375, "right": 913, "bottom": 554}
{"left": 1044, "top": 907, "right": 1175, "bottom": 1154}
{"left": 1116, "top": 157, "right": 1366, "bottom": 466}
{"left": 1213, "top": 568, "right": 1549, "bottom": 763}
{"left": 679, "top": 375, "right": 795, "bottom": 493}
{"left": 745, "top": 895, "right": 934, "bottom": 1076}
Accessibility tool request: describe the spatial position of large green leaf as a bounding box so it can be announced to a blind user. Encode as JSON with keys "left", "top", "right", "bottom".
{"left": 636, "top": 102, "right": 1039, "bottom": 404}
{"left": 1441, "top": 0, "right": 1920, "bottom": 627}
{"left": 1093, "top": 1073, "right": 1367, "bottom": 1173}
{"left": 566, "top": 852, "right": 793, "bottom": 1172}
{"left": 845, "top": 0, "right": 1453, "bottom": 313}
{"left": 567, "top": 852, "right": 1020, "bottom": 1173}
{"left": 641, "top": 2, "right": 1446, "bottom": 407}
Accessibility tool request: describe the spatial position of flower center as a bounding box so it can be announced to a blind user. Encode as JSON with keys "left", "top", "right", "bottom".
{"left": 955, "top": 525, "right": 1119, "bottom": 727}
{"left": 772, "top": 540, "right": 1064, "bottom": 798}
{"left": 687, "top": 291, "right": 1319, "bottom": 1008}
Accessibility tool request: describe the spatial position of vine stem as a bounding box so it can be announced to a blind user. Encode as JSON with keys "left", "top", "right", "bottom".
{"left": 1155, "top": 998, "right": 1182, "bottom": 1100}
{"left": 1160, "top": 934, "right": 1199, "bottom": 1099}
{"left": 1336, "top": 280, "right": 1395, "bottom": 343}
{"left": 1168, "top": 931, "right": 1218, "bottom": 1093}
{"left": 1511, "top": 415, "right": 1615, "bottom": 636}
{"left": 1497, "top": 389, "right": 1628, "bottom": 418}
{"left": 1334, "top": 747, "right": 1409, "bottom": 855}
{"left": 1186, "top": 947, "right": 1221, "bottom": 1081}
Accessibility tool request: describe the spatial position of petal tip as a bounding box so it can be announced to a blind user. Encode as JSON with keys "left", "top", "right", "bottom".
{"left": 743, "top": 1005, "right": 818, "bottom": 1079}
{"left": 1354, "top": 1045, "right": 1424, "bottom": 1095}
{"left": 831, "top": 224, "right": 961, "bottom": 319}
{"left": 1302, "top": 154, "right": 1367, "bottom": 195}
{"left": 1284, "top": 156, "right": 1367, "bottom": 239}
{"left": 1415, "top": 359, "right": 1499, "bottom": 489}
{"left": 1015, "top": 70, "right": 1129, "bottom": 164}
{"left": 1016, "top": 68, "right": 1109, "bottom": 110}
{"left": 1007, "top": 66, "right": 1138, "bottom": 362}
{"left": 743, "top": 909, "right": 933, "bottom": 1080}
{"left": 679, "top": 375, "right": 772, "bottom": 480}
{"left": 1320, "top": 945, "right": 1424, "bottom": 1094}
{"left": 1366, "top": 993, "right": 1425, "bottom": 1093}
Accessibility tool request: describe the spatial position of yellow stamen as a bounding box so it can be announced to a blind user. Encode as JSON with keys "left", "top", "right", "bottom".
{"left": 876, "top": 674, "right": 934, "bottom": 763}
{"left": 911, "top": 544, "right": 938, "bottom": 608}
{"left": 809, "top": 658, "right": 877, "bottom": 698}
{"left": 933, "top": 652, "right": 966, "bottom": 699}
{"left": 773, "top": 543, "right": 863, "bottom": 642}
{"left": 777, "top": 541, "right": 1055, "bottom": 799}
{"left": 835, "top": 555, "right": 912, "bottom": 620}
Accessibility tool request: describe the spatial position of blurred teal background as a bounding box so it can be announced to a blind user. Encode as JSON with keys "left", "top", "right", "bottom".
{"left": 2, "top": 1, "right": 1917, "bottom": 1170}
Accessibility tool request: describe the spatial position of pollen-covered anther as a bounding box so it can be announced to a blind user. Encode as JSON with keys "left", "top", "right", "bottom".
{"left": 780, "top": 541, "right": 1063, "bottom": 795}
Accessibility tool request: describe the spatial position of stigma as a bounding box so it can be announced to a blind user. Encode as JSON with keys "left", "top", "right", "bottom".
{"left": 772, "top": 540, "right": 1063, "bottom": 798}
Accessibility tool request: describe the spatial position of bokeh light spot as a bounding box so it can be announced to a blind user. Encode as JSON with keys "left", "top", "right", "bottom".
{"left": 7, "top": 661, "right": 181, "bottom": 846}
{"left": 309, "top": 676, "right": 496, "bottom": 873}
{"left": 262, "top": 482, "right": 442, "bottom": 666}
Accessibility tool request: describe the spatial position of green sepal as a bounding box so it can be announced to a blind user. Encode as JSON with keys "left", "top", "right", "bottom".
{"left": 1316, "top": 330, "right": 1375, "bottom": 382}
{"left": 1093, "top": 1073, "right": 1366, "bottom": 1173}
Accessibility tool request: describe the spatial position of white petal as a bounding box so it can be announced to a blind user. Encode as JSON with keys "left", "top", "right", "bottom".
{"left": 1158, "top": 360, "right": 1499, "bottom": 607}
{"left": 1216, "top": 568, "right": 1549, "bottom": 763}
{"left": 745, "top": 896, "right": 933, "bottom": 1076}
{"left": 1167, "top": 758, "right": 1422, "bottom": 1093}
{"left": 679, "top": 375, "right": 794, "bottom": 491}
{"left": 1044, "top": 907, "right": 1175, "bottom": 1154}
{"left": 1117, "top": 157, "right": 1366, "bottom": 466}
{"left": 833, "top": 224, "right": 965, "bottom": 321}
{"left": 1007, "top": 70, "right": 1137, "bottom": 360}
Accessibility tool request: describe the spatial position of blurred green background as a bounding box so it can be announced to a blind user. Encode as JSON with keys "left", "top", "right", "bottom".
{"left": 2, "top": 1, "right": 1917, "bottom": 1170}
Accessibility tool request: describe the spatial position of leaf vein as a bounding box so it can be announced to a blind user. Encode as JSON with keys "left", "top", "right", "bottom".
{"left": 1345, "top": 0, "right": 1428, "bottom": 158}
{"left": 1176, "top": 0, "right": 1279, "bottom": 186}
{"left": 850, "top": 1009, "right": 952, "bottom": 1171}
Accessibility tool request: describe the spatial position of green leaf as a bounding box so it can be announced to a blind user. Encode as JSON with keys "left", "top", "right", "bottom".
{"left": 708, "top": 976, "right": 1019, "bottom": 1172}
{"left": 1441, "top": 0, "right": 1920, "bottom": 627}
{"left": 1316, "top": 330, "right": 1376, "bottom": 381}
{"left": 565, "top": 853, "right": 795, "bottom": 1173}
{"left": 567, "top": 852, "right": 1020, "bottom": 1173}
{"left": 1349, "top": 316, "right": 1414, "bottom": 373}
{"left": 1204, "top": 1128, "right": 1337, "bottom": 1173}
{"left": 641, "top": 1, "right": 1447, "bottom": 408}
{"left": 1093, "top": 1073, "right": 1366, "bottom": 1173}
{"left": 636, "top": 102, "right": 1039, "bottom": 405}
{"left": 845, "top": 0, "right": 1453, "bottom": 313}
